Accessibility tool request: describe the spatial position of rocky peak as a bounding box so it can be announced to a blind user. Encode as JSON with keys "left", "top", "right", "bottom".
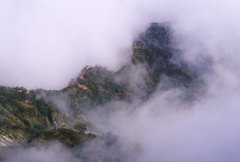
{"left": 132, "top": 23, "right": 196, "bottom": 88}
{"left": 63, "top": 23, "right": 198, "bottom": 105}
{"left": 0, "top": 23, "right": 202, "bottom": 148}
{"left": 132, "top": 23, "right": 172, "bottom": 65}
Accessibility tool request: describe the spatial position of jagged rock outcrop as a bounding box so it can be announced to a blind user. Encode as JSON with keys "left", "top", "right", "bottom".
{"left": 63, "top": 66, "right": 128, "bottom": 106}
{"left": 62, "top": 23, "right": 198, "bottom": 104}
{"left": 132, "top": 23, "right": 195, "bottom": 87}
{"left": 0, "top": 86, "right": 53, "bottom": 146}
{"left": 0, "top": 23, "right": 201, "bottom": 148}
{"left": 0, "top": 86, "right": 92, "bottom": 147}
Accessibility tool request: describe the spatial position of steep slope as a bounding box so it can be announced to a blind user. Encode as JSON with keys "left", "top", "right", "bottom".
{"left": 0, "top": 23, "right": 201, "bottom": 147}
{"left": 61, "top": 23, "right": 199, "bottom": 106}
{"left": 0, "top": 86, "right": 93, "bottom": 147}
{"left": 63, "top": 66, "right": 128, "bottom": 107}
{"left": 132, "top": 23, "right": 195, "bottom": 87}
{"left": 0, "top": 86, "right": 53, "bottom": 146}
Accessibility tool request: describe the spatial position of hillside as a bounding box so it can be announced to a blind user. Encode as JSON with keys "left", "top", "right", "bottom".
{"left": 0, "top": 23, "right": 200, "bottom": 149}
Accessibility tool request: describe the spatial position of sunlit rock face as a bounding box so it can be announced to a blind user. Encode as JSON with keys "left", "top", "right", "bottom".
{"left": 0, "top": 86, "right": 54, "bottom": 145}
{"left": 63, "top": 66, "right": 128, "bottom": 107}
{"left": 64, "top": 23, "right": 198, "bottom": 105}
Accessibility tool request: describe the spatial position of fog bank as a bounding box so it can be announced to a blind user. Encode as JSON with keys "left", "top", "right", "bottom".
{"left": 2, "top": 0, "right": 240, "bottom": 162}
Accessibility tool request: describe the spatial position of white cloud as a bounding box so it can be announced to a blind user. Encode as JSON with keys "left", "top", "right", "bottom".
{"left": 2, "top": 0, "right": 240, "bottom": 161}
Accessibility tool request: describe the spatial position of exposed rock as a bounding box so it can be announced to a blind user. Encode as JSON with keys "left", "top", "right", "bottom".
{"left": 0, "top": 135, "right": 16, "bottom": 147}
{"left": 0, "top": 23, "right": 202, "bottom": 148}
{"left": 0, "top": 86, "right": 70, "bottom": 146}
{"left": 62, "top": 66, "right": 128, "bottom": 107}
{"left": 61, "top": 23, "right": 199, "bottom": 106}
{"left": 132, "top": 23, "right": 197, "bottom": 89}
{"left": 28, "top": 128, "right": 96, "bottom": 147}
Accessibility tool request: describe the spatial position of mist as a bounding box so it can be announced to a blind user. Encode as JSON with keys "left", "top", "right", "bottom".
{"left": 0, "top": 0, "right": 143, "bottom": 89}
{"left": 86, "top": 77, "right": 240, "bottom": 162}
{"left": 1, "top": 0, "right": 240, "bottom": 162}
{"left": 1, "top": 0, "right": 240, "bottom": 89}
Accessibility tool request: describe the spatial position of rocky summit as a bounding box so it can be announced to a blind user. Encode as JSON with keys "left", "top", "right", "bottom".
{"left": 0, "top": 23, "right": 200, "bottom": 149}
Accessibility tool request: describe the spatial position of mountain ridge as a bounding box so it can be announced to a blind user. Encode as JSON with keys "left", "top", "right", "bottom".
{"left": 0, "top": 23, "right": 202, "bottom": 149}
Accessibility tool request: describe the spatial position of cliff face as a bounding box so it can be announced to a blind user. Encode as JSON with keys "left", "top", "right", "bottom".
{"left": 61, "top": 23, "right": 198, "bottom": 106}
{"left": 0, "top": 23, "right": 200, "bottom": 148}
{"left": 0, "top": 86, "right": 52, "bottom": 146}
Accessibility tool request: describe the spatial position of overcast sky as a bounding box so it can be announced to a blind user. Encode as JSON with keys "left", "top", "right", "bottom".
{"left": 0, "top": 0, "right": 239, "bottom": 90}
{"left": 2, "top": 1, "right": 240, "bottom": 162}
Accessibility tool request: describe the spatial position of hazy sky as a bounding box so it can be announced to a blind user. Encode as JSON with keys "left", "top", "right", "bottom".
{"left": 1, "top": 0, "right": 240, "bottom": 89}
{"left": 2, "top": 1, "right": 240, "bottom": 162}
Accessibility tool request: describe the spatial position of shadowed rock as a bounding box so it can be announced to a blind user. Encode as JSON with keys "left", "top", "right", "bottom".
{"left": 0, "top": 23, "right": 203, "bottom": 148}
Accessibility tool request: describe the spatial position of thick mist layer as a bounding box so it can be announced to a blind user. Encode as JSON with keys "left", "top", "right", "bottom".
{"left": 3, "top": 71, "right": 240, "bottom": 162}
{"left": 1, "top": 0, "right": 240, "bottom": 89}
{"left": 86, "top": 76, "right": 240, "bottom": 162}
{"left": 1, "top": 0, "right": 240, "bottom": 162}
{"left": 0, "top": 0, "right": 142, "bottom": 89}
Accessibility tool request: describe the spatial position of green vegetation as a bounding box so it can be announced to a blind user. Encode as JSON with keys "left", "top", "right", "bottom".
{"left": 0, "top": 23, "right": 200, "bottom": 148}
{"left": 28, "top": 128, "right": 95, "bottom": 147}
